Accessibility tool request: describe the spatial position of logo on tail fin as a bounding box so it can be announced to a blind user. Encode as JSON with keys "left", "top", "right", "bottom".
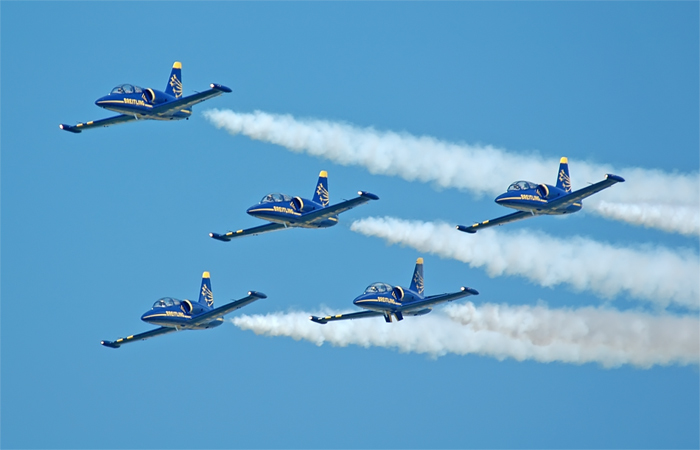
{"left": 410, "top": 258, "right": 425, "bottom": 295}
{"left": 412, "top": 271, "right": 424, "bottom": 295}
{"left": 201, "top": 284, "right": 213, "bottom": 307}
{"left": 169, "top": 75, "right": 183, "bottom": 98}
{"left": 558, "top": 170, "right": 571, "bottom": 192}
{"left": 316, "top": 183, "right": 329, "bottom": 207}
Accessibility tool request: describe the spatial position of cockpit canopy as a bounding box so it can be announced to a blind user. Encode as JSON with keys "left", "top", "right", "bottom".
{"left": 110, "top": 84, "right": 144, "bottom": 94}
{"left": 507, "top": 180, "right": 538, "bottom": 191}
{"left": 364, "top": 282, "right": 393, "bottom": 294}
{"left": 152, "top": 297, "right": 181, "bottom": 309}
{"left": 260, "top": 193, "right": 292, "bottom": 203}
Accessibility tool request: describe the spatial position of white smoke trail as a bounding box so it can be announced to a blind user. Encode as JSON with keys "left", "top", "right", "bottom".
{"left": 350, "top": 217, "right": 700, "bottom": 310}
{"left": 203, "top": 109, "right": 699, "bottom": 236}
{"left": 594, "top": 201, "right": 700, "bottom": 236}
{"left": 231, "top": 304, "right": 700, "bottom": 368}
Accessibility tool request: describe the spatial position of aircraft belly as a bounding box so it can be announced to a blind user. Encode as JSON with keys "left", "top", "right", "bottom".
{"left": 103, "top": 105, "right": 151, "bottom": 118}
{"left": 358, "top": 302, "right": 395, "bottom": 313}
{"left": 296, "top": 220, "right": 334, "bottom": 229}
{"left": 147, "top": 318, "right": 187, "bottom": 328}
{"left": 187, "top": 320, "right": 223, "bottom": 330}
{"left": 255, "top": 214, "right": 294, "bottom": 226}
{"left": 500, "top": 202, "right": 535, "bottom": 212}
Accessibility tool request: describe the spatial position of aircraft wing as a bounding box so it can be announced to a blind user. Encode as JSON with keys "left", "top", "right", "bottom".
{"left": 403, "top": 287, "right": 479, "bottom": 311}
{"left": 546, "top": 174, "right": 625, "bottom": 209}
{"left": 150, "top": 84, "right": 232, "bottom": 116}
{"left": 60, "top": 114, "right": 139, "bottom": 133}
{"left": 209, "top": 222, "right": 287, "bottom": 241}
{"left": 309, "top": 310, "right": 384, "bottom": 324}
{"left": 456, "top": 211, "right": 533, "bottom": 234}
{"left": 101, "top": 326, "right": 179, "bottom": 348}
{"left": 302, "top": 191, "right": 379, "bottom": 224}
{"left": 189, "top": 291, "right": 267, "bottom": 327}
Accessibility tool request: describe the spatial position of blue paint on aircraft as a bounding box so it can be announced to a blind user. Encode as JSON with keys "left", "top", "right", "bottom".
{"left": 310, "top": 258, "right": 478, "bottom": 324}
{"left": 209, "top": 170, "right": 379, "bottom": 241}
{"left": 101, "top": 272, "right": 265, "bottom": 348}
{"left": 60, "top": 62, "right": 230, "bottom": 133}
{"left": 456, "top": 157, "right": 625, "bottom": 233}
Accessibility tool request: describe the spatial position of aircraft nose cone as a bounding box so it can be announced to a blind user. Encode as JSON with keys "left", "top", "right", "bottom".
{"left": 95, "top": 96, "right": 109, "bottom": 107}
{"left": 141, "top": 311, "right": 153, "bottom": 322}
{"left": 353, "top": 296, "right": 367, "bottom": 307}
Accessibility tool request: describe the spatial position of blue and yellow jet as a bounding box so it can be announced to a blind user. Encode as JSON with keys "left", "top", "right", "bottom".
{"left": 60, "top": 62, "right": 231, "bottom": 133}
{"left": 209, "top": 171, "right": 379, "bottom": 241}
{"left": 310, "top": 258, "right": 479, "bottom": 324}
{"left": 456, "top": 157, "right": 625, "bottom": 233}
{"left": 101, "top": 272, "right": 265, "bottom": 348}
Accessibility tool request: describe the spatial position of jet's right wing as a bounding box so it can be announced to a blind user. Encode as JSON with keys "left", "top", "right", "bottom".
{"left": 60, "top": 114, "right": 139, "bottom": 133}
{"left": 456, "top": 210, "right": 533, "bottom": 234}
{"left": 547, "top": 174, "right": 625, "bottom": 209}
{"left": 101, "top": 326, "right": 179, "bottom": 348}
{"left": 405, "top": 287, "right": 479, "bottom": 311}
{"left": 150, "top": 84, "right": 232, "bottom": 116}
{"left": 309, "top": 310, "right": 384, "bottom": 324}
{"left": 189, "top": 291, "right": 267, "bottom": 327}
{"left": 302, "top": 191, "right": 379, "bottom": 224}
{"left": 209, "top": 222, "right": 287, "bottom": 242}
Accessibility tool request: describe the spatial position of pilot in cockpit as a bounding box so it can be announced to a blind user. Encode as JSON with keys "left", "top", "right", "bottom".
{"left": 152, "top": 297, "right": 181, "bottom": 309}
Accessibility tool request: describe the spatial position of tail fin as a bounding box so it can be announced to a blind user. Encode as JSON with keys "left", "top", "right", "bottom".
{"left": 165, "top": 61, "right": 183, "bottom": 99}
{"left": 556, "top": 157, "right": 572, "bottom": 193}
{"left": 312, "top": 170, "right": 330, "bottom": 207}
{"left": 198, "top": 271, "right": 214, "bottom": 307}
{"left": 409, "top": 258, "right": 424, "bottom": 295}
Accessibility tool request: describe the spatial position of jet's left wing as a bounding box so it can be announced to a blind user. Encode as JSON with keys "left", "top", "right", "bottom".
{"left": 456, "top": 210, "right": 533, "bottom": 234}
{"left": 60, "top": 114, "right": 139, "bottom": 133}
{"left": 189, "top": 291, "right": 267, "bottom": 327}
{"left": 101, "top": 326, "right": 179, "bottom": 349}
{"left": 150, "top": 84, "right": 232, "bottom": 116}
{"left": 310, "top": 310, "right": 384, "bottom": 324}
{"left": 546, "top": 174, "right": 625, "bottom": 209}
{"left": 404, "top": 287, "right": 479, "bottom": 311}
{"left": 302, "top": 191, "right": 379, "bottom": 224}
{"left": 209, "top": 222, "right": 287, "bottom": 241}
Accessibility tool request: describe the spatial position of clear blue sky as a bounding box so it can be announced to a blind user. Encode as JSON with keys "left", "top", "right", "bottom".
{"left": 2, "top": 2, "right": 698, "bottom": 449}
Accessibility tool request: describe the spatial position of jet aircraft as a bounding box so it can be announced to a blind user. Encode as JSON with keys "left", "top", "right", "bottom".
{"left": 456, "top": 157, "right": 625, "bottom": 233}
{"left": 101, "top": 272, "right": 265, "bottom": 348}
{"left": 209, "top": 171, "right": 379, "bottom": 241}
{"left": 60, "top": 62, "right": 231, "bottom": 133}
{"left": 310, "top": 258, "right": 479, "bottom": 324}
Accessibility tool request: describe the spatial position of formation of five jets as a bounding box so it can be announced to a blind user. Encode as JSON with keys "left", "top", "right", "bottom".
{"left": 61, "top": 62, "right": 624, "bottom": 348}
